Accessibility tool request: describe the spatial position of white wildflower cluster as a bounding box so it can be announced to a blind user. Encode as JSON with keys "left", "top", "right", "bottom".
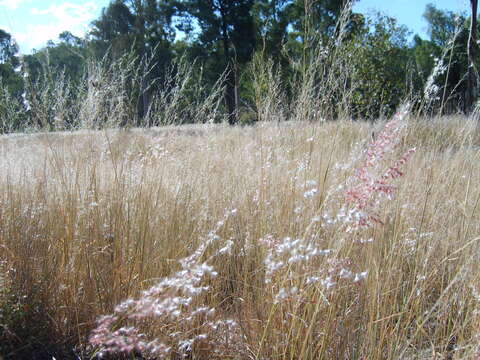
{"left": 90, "top": 209, "right": 247, "bottom": 359}
{"left": 270, "top": 256, "right": 369, "bottom": 306}
{"left": 400, "top": 227, "right": 435, "bottom": 256}
{"left": 304, "top": 188, "right": 318, "bottom": 199}
{"left": 263, "top": 236, "right": 332, "bottom": 285}
{"left": 262, "top": 235, "right": 368, "bottom": 305}
{"left": 89, "top": 255, "right": 219, "bottom": 358}
{"left": 137, "top": 140, "right": 169, "bottom": 166}
{"left": 274, "top": 286, "right": 298, "bottom": 304}
{"left": 289, "top": 179, "right": 320, "bottom": 222}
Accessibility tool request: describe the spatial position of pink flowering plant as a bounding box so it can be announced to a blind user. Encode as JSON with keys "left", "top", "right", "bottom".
{"left": 342, "top": 105, "right": 416, "bottom": 229}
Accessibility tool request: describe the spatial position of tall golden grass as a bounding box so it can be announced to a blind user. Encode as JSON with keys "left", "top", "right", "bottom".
{"left": 0, "top": 113, "right": 479, "bottom": 359}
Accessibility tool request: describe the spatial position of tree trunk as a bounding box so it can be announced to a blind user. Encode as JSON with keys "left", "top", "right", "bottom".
{"left": 134, "top": 0, "right": 149, "bottom": 124}
{"left": 467, "top": 0, "right": 478, "bottom": 112}
{"left": 219, "top": 0, "right": 237, "bottom": 125}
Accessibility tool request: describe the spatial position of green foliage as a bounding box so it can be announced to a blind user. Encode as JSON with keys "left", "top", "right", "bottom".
{"left": 424, "top": 3, "right": 461, "bottom": 47}
{"left": 253, "top": 0, "right": 293, "bottom": 57}
{"left": 177, "top": 0, "right": 255, "bottom": 56}
{"left": 15, "top": 32, "right": 90, "bottom": 131}
{"left": 289, "top": 0, "right": 357, "bottom": 41}
{"left": 89, "top": 0, "right": 137, "bottom": 58}
{"left": 0, "top": 30, "right": 18, "bottom": 63}
{"left": 347, "top": 13, "right": 412, "bottom": 118}
{"left": 412, "top": 5, "right": 471, "bottom": 113}
{"left": 0, "top": 29, "right": 22, "bottom": 97}
{"left": 23, "top": 32, "right": 88, "bottom": 85}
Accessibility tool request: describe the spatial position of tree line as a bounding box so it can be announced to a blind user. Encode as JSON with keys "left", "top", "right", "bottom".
{"left": 0, "top": 0, "right": 478, "bottom": 131}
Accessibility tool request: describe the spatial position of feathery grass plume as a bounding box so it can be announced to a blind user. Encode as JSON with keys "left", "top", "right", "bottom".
{"left": 146, "top": 56, "right": 226, "bottom": 126}
{"left": 79, "top": 51, "right": 139, "bottom": 129}
{"left": 250, "top": 54, "right": 287, "bottom": 123}
{"left": 0, "top": 83, "right": 29, "bottom": 133}
{"left": 418, "top": 15, "right": 466, "bottom": 116}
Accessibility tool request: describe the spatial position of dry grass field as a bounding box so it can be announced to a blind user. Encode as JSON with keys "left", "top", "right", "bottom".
{"left": 0, "top": 113, "right": 480, "bottom": 359}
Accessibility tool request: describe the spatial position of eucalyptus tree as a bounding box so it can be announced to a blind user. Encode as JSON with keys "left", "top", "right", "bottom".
{"left": 0, "top": 29, "right": 22, "bottom": 95}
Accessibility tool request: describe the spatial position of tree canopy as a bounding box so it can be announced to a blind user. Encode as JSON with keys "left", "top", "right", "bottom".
{"left": 0, "top": 1, "right": 478, "bottom": 132}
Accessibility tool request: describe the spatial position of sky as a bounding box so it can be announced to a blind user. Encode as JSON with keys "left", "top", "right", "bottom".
{"left": 353, "top": 0, "right": 471, "bottom": 38}
{"left": 0, "top": 0, "right": 109, "bottom": 53}
{"left": 0, "top": 0, "right": 474, "bottom": 54}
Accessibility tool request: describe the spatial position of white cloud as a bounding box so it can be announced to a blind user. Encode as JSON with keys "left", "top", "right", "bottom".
{"left": 14, "top": 24, "right": 67, "bottom": 50}
{"left": 16, "top": 2, "right": 98, "bottom": 52}
{"left": 0, "top": 0, "right": 29, "bottom": 11}
{"left": 31, "top": 1, "right": 97, "bottom": 23}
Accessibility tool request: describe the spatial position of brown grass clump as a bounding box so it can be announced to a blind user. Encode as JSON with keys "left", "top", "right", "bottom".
{"left": 0, "top": 114, "right": 479, "bottom": 359}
